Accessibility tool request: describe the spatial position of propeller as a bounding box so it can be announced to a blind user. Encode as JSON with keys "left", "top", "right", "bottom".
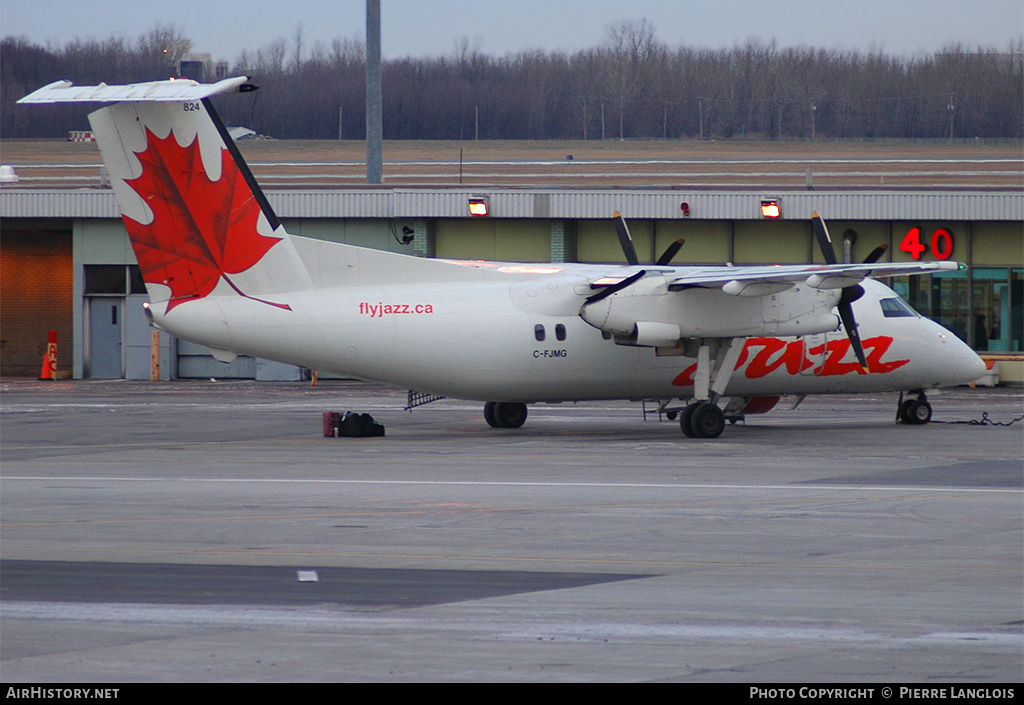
{"left": 612, "top": 211, "right": 640, "bottom": 266}
{"left": 585, "top": 269, "right": 647, "bottom": 304}
{"left": 614, "top": 212, "right": 686, "bottom": 266}
{"left": 656, "top": 238, "right": 686, "bottom": 266}
{"left": 585, "top": 214, "right": 683, "bottom": 307}
{"left": 862, "top": 243, "right": 888, "bottom": 264}
{"left": 812, "top": 211, "right": 869, "bottom": 372}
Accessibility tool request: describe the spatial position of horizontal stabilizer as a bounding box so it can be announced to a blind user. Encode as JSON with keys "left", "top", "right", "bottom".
{"left": 17, "top": 77, "right": 255, "bottom": 104}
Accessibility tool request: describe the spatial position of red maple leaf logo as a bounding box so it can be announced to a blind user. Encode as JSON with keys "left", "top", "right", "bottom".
{"left": 123, "top": 127, "right": 289, "bottom": 312}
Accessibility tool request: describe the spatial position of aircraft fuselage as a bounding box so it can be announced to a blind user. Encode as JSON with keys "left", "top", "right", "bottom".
{"left": 150, "top": 265, "right": 983, "bottom": 404}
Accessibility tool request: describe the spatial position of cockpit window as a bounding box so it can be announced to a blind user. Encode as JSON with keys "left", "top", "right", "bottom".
{"left": 880, "top": 297, "right": 918, "bottom": 318}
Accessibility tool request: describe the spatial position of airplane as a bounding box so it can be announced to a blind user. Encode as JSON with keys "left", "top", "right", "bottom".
{"left": 18, "top": 77, "right": 988, "bottom": 438}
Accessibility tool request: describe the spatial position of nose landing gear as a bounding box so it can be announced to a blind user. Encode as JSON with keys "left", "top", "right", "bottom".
{"left": 898, "top": 391, "right": 933, "bottom": 425}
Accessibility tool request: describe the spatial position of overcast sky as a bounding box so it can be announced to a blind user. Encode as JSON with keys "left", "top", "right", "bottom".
{"left": 3, "top": 0, "right": 1022, "bottom": 63}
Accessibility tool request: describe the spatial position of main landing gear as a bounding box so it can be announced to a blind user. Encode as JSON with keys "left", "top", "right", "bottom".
{"left": 680, "top": 401, "right": 726, "bottom": 438}
{"left": 677, "top": 337, "right": 745, "bottom": 439}
{"left": 484, "top": 401, "right": 528, "bottom": 429}
{"left": 897, "top": 391, "right": 933, "bottom": 425}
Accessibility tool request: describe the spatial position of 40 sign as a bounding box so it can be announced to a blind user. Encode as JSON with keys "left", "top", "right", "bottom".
{"left": 900, "top": 226, "right": 954, "bottom": 260}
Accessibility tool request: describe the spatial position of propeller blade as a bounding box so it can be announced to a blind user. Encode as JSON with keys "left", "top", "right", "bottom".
{"left": 613, "top": 211, "right": 640, "bottom": 266}
{"left": 584, "top": 269, "right": 647, "bottom": 305}
{"left": 841, "top": 284, "right": 866, "bottom": 305}
{"left": 812, "top": 211, "right": 838, "bottom": 265}
{"left": 656, "top": 238, "right": 685, "bottom": 266}
{"left": 814, "top": 212, "right": 869, "bottom": 372}
{"left": 862, "top": 244, "right": 888, "bottom": 264}
{"left": 838, "top": 286, "right": 869, "bottom": 372}
{"left": 837, "top": 300, "right": 869, "bottom": 372}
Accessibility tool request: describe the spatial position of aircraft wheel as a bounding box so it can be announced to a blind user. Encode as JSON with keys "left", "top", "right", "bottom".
{"left": 898, "top": 399, "right": 913, "bottom": 424}
{"left": 902, "top": 398, "right": 933, "bottom": 425}
{"left": 484, "top": 402, "right": 501, "bottom": 428}
{"left": 690, "top": 402, "right": 725, "bottom": 439}
{"left": 492, "top": 402, "right": 528, "bottom": 429}
{"left": 680, "top": 403, "right": 699, "bottom": 438}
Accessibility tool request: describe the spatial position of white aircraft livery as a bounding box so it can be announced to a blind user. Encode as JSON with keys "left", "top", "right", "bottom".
{"left": 19, "top": 77, "right": 988, "bottom": 438}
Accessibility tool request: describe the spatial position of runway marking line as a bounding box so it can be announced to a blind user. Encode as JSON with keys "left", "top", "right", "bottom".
{"left": 0, "top": 493, "right": 953, "bottom": 527}
{"left": 3, "top": 475, "right": 1020, "bottom": 494}
{"left": 1, "top": 544, "right": 1018, "bottom": 574}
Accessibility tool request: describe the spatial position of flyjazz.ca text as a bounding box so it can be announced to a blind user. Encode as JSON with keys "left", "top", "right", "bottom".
{"left": 358, "top": 302, "right": 434, "bottom": 318}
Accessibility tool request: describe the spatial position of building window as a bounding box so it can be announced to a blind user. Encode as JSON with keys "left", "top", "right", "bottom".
{"left": 85, "top": 265, "right": 127, "bottom": 294}
{"left": 129, "top": 265, "right": 146, "bottom": 294}
{"left": 85, "top": 265, "right": 146, "bottom": 295}
{"left": 972, "top": 268, "right": 1022, "bottom": 352}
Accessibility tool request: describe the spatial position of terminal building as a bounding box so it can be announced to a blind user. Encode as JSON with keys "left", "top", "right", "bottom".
{"left": 1, "top": 186, "right": 1022, "bottom": 383}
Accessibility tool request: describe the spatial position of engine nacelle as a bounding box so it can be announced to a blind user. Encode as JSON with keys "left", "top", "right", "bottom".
{"left": 580, "top": 275, "right": 842, "bottom": 345}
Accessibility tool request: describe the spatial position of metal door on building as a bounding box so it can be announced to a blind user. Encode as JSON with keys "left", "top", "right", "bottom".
{"left": 88, "top": 297, "right": 123, "bottom": 378}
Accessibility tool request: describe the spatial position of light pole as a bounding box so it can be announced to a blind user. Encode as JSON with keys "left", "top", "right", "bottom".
{"left": 366, "top": 0, "right": 383, "bottom": 184}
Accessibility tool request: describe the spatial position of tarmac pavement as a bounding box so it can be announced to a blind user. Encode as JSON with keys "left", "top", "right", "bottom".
{"left": 1, "top": 380, "right": 1021, "bottom": 682}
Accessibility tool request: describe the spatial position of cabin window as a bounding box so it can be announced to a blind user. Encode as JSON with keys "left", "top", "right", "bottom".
{"left": 534, "top": 324, "right": 546, "bottom": 342}
{"left": 555, "top": 324, "right": 566, "bottom": 341}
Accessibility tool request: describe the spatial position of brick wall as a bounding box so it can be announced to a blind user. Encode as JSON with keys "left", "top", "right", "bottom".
{"left": 0, "top": 230, "right": 73, "bottom": 377}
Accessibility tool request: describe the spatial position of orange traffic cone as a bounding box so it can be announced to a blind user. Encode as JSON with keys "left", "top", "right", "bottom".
{"left": 39, "top": 330, "right": 57, "bottom": 380}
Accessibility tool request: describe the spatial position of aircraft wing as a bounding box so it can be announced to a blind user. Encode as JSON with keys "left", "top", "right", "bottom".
{"left": 17, "top": 76, "right": 253, "bottom": 104}
{"left": 667, "top": 260, "right": 963, "bottom": 294}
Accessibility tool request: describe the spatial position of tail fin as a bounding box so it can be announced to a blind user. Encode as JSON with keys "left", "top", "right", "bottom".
{"left": 20, "top": 78, "right": 310, "bottom": 313}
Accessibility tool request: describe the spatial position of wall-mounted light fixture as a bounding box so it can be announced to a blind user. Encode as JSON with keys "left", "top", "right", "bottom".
{"left": 468, "top": 196, "right": 489, "bottom": 217}
{"left": 760, "top": 199, "right": 781, "bottom": 218}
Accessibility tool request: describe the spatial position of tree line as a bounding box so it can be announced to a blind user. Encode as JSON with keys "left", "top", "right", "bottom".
{"left": 3, "top": 22, "right": 1021, "bottom": 141}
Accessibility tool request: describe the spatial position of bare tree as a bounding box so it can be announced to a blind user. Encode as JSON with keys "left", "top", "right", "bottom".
{"left": 3, "top": 24, "right": 1021, "bottom": 140}
{"left": 604, "top": 19, "right": 659, "bottom": 139}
